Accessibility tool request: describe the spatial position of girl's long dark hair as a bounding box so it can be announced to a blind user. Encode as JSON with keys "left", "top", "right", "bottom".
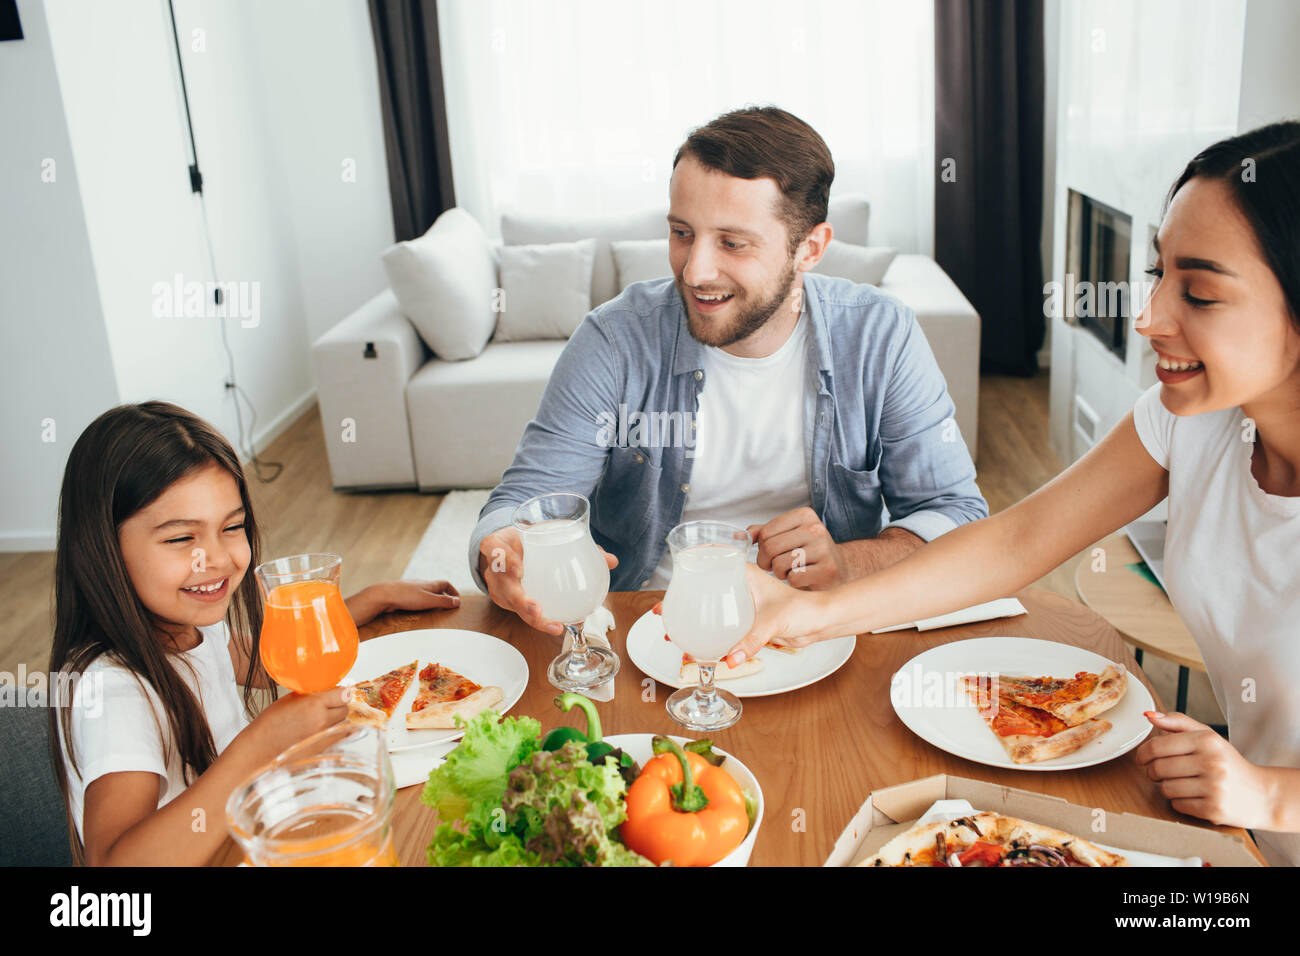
{"left": 1168, "top": 119, "right": 1300, "bottom": 330}
{"left": 49, "top": 402, "right": 270, "bottom": 861}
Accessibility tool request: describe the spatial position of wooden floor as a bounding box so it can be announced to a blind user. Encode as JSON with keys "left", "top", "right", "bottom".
{"left": 0, "top": 370, "right": 1217, "bottom": 721}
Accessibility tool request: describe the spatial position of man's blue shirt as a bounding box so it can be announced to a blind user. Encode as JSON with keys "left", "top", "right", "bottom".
{"left": 470, "top": 273, "right": 987, "bottom": 590}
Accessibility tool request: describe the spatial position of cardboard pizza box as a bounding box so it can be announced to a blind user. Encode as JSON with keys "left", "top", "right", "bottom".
{"left": 824, "top": 774, "right": 1264, "bottom": 867}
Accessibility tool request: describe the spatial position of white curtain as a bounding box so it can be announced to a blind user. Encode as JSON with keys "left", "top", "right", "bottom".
{"left": 437, "top": 0, "right": 935, "bottom": 253}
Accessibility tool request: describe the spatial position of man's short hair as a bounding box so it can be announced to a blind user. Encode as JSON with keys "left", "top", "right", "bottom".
{"left": 673, "top": 106, "right": 835, "bottom": 255}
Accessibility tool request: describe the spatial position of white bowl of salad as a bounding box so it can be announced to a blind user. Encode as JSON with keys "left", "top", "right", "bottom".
{"left": 604, "top": 733, "right": 763, "bottom": 867}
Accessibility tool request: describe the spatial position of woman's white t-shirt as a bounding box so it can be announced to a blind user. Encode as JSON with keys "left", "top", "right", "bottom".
{"left": 58, "top": 620, "right": 250, "bottom": 840}
{"left": 1132, "top": 383, "right": 1300, "bottom": 866}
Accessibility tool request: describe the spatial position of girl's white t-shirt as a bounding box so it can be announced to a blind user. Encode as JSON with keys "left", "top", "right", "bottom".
{"left": 1132, "top": 383, "right": 1300, "bottom": 866}
{"left": 59, "top": 620, "right": 250, "bottom": 840}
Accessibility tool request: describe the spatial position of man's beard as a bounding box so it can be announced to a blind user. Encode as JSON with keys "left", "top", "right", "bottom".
{"left": 678, "top": 257, "right": 799, "bottom": 348}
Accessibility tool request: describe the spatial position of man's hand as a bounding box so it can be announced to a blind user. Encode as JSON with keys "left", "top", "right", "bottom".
{"left": 1135, "top": 711, "right": 1277, "bottom": 829}
{"left": 747, "top": 507, "right": 847, "bottom": 591}
{"left": 479, "top": 526, "right": 618, "bottom": 636}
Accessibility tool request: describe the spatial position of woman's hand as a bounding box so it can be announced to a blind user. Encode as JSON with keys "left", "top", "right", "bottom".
{"left": 250, "top": 686, "right": 350, "bottom": 761}
{"left": 722, "top": 564, "right": 829, "bottom": 669}
{"left": 1136, "top": 711, "right": 1278, "bottom": 829}
{"left": 346, "top": 580, "right": 460, "bottom": 627}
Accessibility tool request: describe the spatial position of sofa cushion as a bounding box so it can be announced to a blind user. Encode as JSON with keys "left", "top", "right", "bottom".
{"left": 406, "top": 340, "right": 570, "bottom": 489}
{"left": 495, "top": 238, "right": 597, "bottom": 341}
{"left": 501, "top": 207, "right": 668, "bottom": 307}
{"left": 382, "top": 208, "right": 496, "bottom": 360}
{"left": 611, "top": 238, "right": 673, "bottom": 290}
{"left": 813, "top": 242, "right": 896, "bottom": 285}
{"left": 611, "top": 236, "right": 895, "bottom": 292}
{"left": 827, "top": 193, "right": 871, "bottom": 245}
{"left": 503, "top": 195, "right": 870, "bottom": 307}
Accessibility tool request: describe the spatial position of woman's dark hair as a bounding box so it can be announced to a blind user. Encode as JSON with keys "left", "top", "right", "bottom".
{"left": 49, "top": 402, "right": 268, "bottom": 861}
{"left": 674, "top": 106, "right": 835, "bottom": 255}
{"left": 1168, "top": 120, "right": 1300, "bottom": 331}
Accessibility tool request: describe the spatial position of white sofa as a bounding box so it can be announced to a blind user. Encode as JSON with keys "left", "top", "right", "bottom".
{"left": 312, "top": 201, "right": 980, "bottom": 491}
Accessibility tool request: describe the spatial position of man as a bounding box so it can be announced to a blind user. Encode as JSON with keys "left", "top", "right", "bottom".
{"left": 469, "top": 106, "right": 987, "bottom": 636}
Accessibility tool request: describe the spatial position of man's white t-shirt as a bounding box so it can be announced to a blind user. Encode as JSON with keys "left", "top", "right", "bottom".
{"left": 648, "top": 310, "right": 812, "bottom": 588}
{"left": 1132, "top": 383, "right": 1300, "bottom": 866}
{"left": 58, "top": 620, "right": 250, "bottom": 840}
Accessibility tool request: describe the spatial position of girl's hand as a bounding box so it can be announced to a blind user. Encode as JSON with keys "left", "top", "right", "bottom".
{"left": 373, "top": 579, "right": 460, "bottom": 613}
{"left": 251, "top": 686, "right": 350, "bottom": 760}
{"left": 347, "top": 580, "right": 460, "bottom": 626}
{"left": 723, "top": 564, "right": 826, "bottom": 668}
{"left": 1135, "top": 711, "right": 1276, "bottom": 829}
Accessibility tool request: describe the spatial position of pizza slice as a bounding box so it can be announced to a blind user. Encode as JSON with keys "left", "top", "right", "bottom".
{"left": 654, "top": 601, "right": 801, "bottom": 676}
{"left": 405, "top": 662, "right": 504, "bottom": 730}
{"left": 961, "top": 674, "right": 1112, "bottom": 764}
{"left": 861, "top": 812, "right": 1129, "bottom": 867}
{"left": 988, "top": 664, "right": 1127, "bottom": 726}
{"left": 347, "top": 660, "right": 418, "bottom": 729}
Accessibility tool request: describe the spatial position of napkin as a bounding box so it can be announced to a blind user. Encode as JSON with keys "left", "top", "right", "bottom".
{"left": 558, "top": 604, "right": 617, "bottom": 701}
{"left": 869, "top": 597, "right": 1027, "bottom": 634}
{"left": 389, "top": 739, "right": 457, "bottom": 790}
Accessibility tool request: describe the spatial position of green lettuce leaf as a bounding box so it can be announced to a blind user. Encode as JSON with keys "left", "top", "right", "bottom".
{"left": 500, "top": 741, "right": 653, "bottom": 866}
{"left": 420, "top": 710, "right": 541, "bottom": 823}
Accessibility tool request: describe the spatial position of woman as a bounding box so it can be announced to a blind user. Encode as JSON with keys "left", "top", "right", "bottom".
{"left": 726, "top": 121, "right": 1300, "bottom": 866}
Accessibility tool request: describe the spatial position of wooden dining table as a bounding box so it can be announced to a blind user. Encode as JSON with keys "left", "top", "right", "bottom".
{"left": 215, "top": 587, "right": 1263, "bottom": 866}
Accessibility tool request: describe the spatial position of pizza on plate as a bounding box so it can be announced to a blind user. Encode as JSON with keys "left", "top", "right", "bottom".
{"left": 405, "top": 662, "right": 504, "bottom": 730}
{"left": 347, "top": 660, "right": 418, "bottom": 729}
{"left": 960, "top": 663, "right": 1127, "bottom": 764}
{"left": 861, "top": 812, "right": 1129, "bottom": 867}
{"left": 653, "top": 602, "right": 801, "bottom": 682}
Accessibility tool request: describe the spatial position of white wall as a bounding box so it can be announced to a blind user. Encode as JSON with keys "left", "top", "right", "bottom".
{"left": 44, "top": 0, "right": 323, "bottom": 457}
{"left": 2, "top": 0, "right": 394, "bottom": 550}
{"left": 1047, "top": 0, "right": 1247, "bottom": 463}
{"left": 234, "top": 0, "right": 396, "bottom": 346}
{"left": 1238, "top": 0, "right": 1300, "bottom": 131}
{"left": 0, "top": 0, "right": 120, "bottom": 550}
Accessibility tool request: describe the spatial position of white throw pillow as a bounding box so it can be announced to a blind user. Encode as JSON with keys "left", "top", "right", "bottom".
{"left": 813, "top": 242, "right": 897, "bottom": 286}
{"left": 382, "top": 208, "right": 496, "bottom": 360}
{"left": 501, "top": 208, "right": 665, "bottom": 306}
{"left": 611, "top": 238, "right": 672, "bottom": 292}
{"left": 495, "top": 238, "right": 597, "bottom": 341}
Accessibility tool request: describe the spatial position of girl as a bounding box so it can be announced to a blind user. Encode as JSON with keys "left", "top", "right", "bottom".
{"left": 727, "top": 121, "right": 1300, "bottom": 866}
{"left": 50, "top": 401, "right": 459, "bottom": 865}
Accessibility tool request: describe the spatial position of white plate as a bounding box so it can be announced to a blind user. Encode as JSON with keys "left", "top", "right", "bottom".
{"left": 345, "top": 629, "right": 528, "bottom": 753}
{"left": 625, "top": 608, "right": 855, "bottom": 697}
{"left": 890, "top": 636, "right": 1155, "bottom": 771}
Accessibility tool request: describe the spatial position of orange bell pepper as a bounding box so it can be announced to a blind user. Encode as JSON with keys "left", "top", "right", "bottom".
{"left": 620, "top": 736, "right": 749, "bottom": 866}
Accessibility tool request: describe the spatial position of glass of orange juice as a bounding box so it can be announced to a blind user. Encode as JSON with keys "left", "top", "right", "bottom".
{"left": 255, "top": 553, "right": 359, "bottom": 694}
{"left": 226, "top": 723, "right": 398, "bottom": 866}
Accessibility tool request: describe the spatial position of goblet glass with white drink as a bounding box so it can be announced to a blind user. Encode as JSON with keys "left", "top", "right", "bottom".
{"left": 661, "top": 521, "right": 755, "bottom": 731}
{"left": 512, "top": 492, "right": 618, "bottom": 691}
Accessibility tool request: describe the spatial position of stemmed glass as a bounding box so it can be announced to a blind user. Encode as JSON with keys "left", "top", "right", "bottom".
{"left": 512, "top": 492, "right": 618, "bottom": 691}
{"left": 255, "top": 553, "right": 359, "bottom": 694}
{"left": 661, "top": 521, "right": 754, "bottom": 731}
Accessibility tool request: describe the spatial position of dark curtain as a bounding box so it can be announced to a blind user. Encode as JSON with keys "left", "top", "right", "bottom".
{"left": 934, "top": 0, "right": 1045, "bottom": 376}
{"left": 368, "top": 0, "right": 456, "bottom": 241}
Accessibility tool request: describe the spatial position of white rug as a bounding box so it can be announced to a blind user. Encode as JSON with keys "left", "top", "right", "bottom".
{"left": 401, "top": 490, "right": 493, "bottom": 595}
